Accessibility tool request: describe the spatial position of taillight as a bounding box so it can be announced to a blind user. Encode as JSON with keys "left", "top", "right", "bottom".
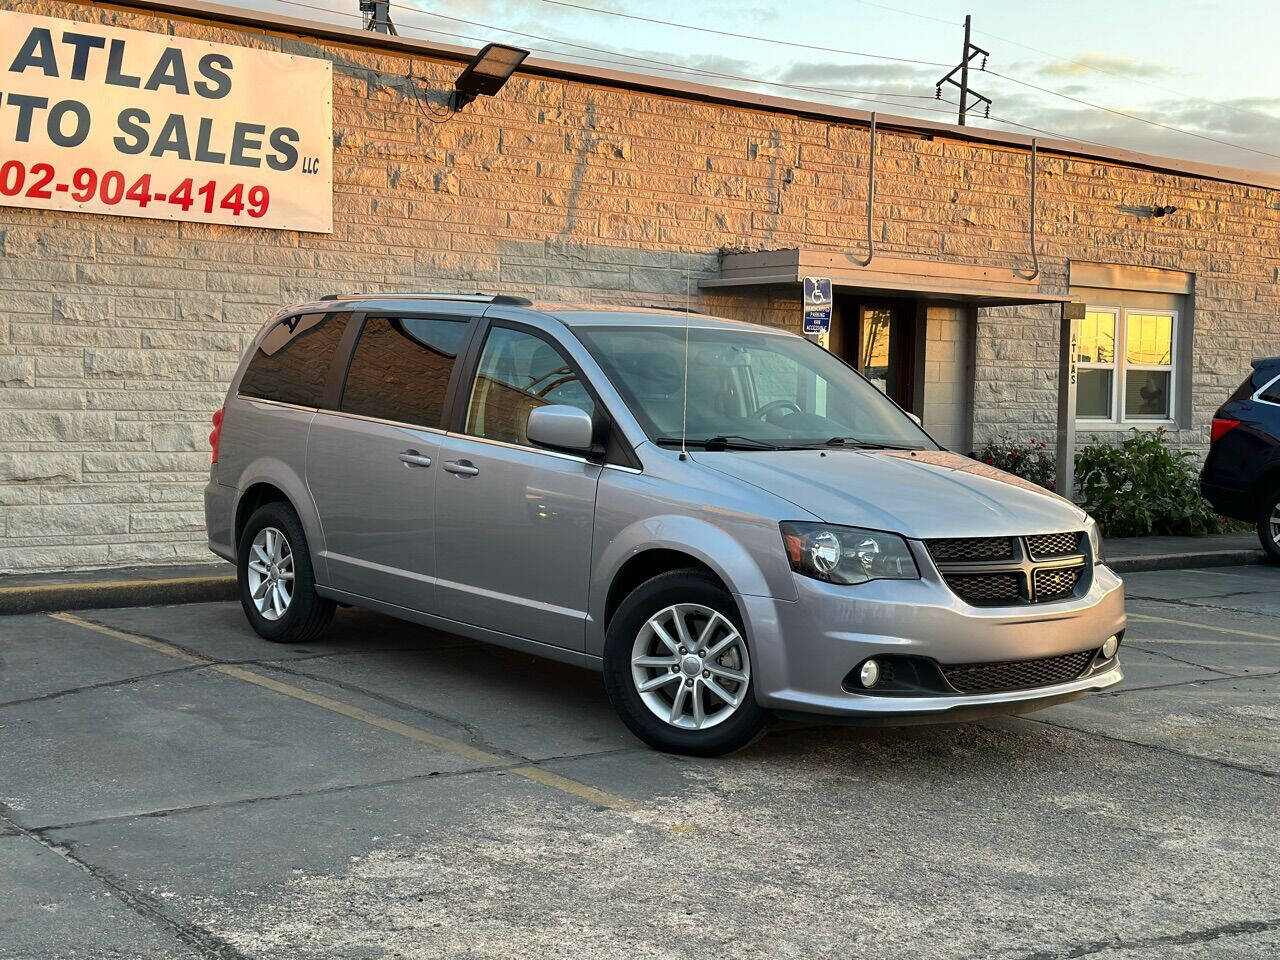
{"left": 210, "top": 408, "right": 224, "bottom": 463}
{"left": 1210, "top": 417, "right": 1240, "bottom": 444}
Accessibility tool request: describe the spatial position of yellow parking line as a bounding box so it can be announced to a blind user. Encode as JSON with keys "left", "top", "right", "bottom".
{"left": 4, "top": 576, "right": 232, "bottom": 595}
{"left": 48, "top": 611, "right": 211, "bottom": 665}
{"left": 1129, "top": 612, "right": 1280, "bottom": 643}
{"left": 48, "top": 611, "right": 637, "bottom": 813}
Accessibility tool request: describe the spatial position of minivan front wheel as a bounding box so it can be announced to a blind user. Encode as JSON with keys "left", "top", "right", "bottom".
{"left": 603, "top": 570, "right": 768, "bottom": 756}
{"left": 237, "top": 502, "right": 335, "bottom": 643}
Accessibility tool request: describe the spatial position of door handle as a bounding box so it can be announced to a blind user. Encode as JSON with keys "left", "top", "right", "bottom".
{"left": 399, "top": 451, "right": 432, "bottom": 468}
{"left": 443, "top": 459, "right": 479, "bottom": 477}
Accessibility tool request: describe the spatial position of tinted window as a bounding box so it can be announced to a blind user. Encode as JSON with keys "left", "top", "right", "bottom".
{"left": 239, "top": 312, "right": 348, "bottom": 407}
{"left": 465, "top": 327, "right": 595, "bottom": 445}
{"left": 1260, "top": 375, "right": 1280, "bottom": 405}
{"left": 341, "top": 317, "right": 470, "bottom": 428}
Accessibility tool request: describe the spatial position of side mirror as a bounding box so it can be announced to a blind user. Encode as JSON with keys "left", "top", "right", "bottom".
{"left": 906, "top": 412, "right": 922, "bottom": 427}
{"left": 526, "top": 404, "right": 595, "bottom": 453}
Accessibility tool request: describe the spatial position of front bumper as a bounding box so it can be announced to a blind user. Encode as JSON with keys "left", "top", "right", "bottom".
{"left": 740, "top": 556, "right": 1126, "bottom": 721}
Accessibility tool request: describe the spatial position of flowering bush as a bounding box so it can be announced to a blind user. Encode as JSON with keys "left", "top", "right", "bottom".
{"left": 1075, "top": 428, "right": 1221, "bottom": 537}
{"left": 977, "top": 436, "right": 1057, "bottom": 491}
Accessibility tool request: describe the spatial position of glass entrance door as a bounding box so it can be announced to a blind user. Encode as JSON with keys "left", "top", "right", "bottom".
{"left": 838, "top": 298, "right": 916, "bottom": 410}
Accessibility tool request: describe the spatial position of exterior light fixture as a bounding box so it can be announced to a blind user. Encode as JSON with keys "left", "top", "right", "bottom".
{"left": 1152, "top": 204, "right": 1178, "bottom": 217}
{"left": 452, "top": 43, "right": 529, "bottom": 111}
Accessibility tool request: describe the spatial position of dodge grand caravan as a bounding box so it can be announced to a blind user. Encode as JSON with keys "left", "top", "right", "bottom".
{"left": 205, "top": 293, "right": 1125, "bottom": 756}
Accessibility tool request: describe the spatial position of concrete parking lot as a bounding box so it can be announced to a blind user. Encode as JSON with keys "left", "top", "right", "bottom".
{"left": 2, "top": 564, "right": 1278, "bottom": 960}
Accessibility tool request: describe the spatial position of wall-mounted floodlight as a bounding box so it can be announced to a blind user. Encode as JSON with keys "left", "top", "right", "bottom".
{"left": 452, "top": 43, "right": 529, "bottom": 111}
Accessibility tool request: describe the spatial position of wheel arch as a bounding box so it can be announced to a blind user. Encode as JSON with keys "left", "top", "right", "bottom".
{"left": 231, "top": 458, "right": 327, "bottom": 583}
{"left": 589, "top": 515, "right": 782, "bottom": 659}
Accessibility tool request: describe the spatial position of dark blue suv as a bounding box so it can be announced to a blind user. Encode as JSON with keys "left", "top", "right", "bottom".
{"left": 1201, "top": 356, "right": 1280, "bottom": 561}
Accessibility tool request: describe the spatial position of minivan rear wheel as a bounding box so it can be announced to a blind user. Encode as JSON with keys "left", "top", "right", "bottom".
{"left": 603, "top": 570, "right": 768, "bottom": 756}
{"left": 1258, "top": 489, "right": 1280, "bottom": 563}
{"left": 238, "top": 502, "right": 335, "bottom": 643}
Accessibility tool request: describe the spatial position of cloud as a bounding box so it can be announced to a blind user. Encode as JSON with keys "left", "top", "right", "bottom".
{"left": 1035, "top": 52, "right": 1169, "bottom": 79}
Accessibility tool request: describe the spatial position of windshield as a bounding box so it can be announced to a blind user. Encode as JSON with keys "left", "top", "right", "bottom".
{"left": 576, "top": 325, "right": 936, "bottom": 450}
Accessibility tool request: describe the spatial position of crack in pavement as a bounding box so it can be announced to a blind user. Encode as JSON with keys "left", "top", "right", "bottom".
{"left": 0, "top": 803, "right": 253, "bottom": 960}
{"left": 1017, "top": 715, "right": 1278, "bottom": 780}
{"left": 1095, "top": 667, "right": 1280, "bottom": 698}
{"left": 0, "top": 664, "right": 211, "bottom": 709}
{"left": 1130, "top": 592, "right": 1280, "bottom": 618}
{"left": 0, "top": 647, "right": 451, "bottom": 712}
{"left": 21, "top": 746, "right": 650, "bottom": 835}
{"left": 1008, "top": 915, "right": 1280, "bottom": 959}
{"left": 1122, "top": 643, "right": 1237, "bottom": 676}
{"left": 257, "top": 659, "right": 495, "bottom": 751}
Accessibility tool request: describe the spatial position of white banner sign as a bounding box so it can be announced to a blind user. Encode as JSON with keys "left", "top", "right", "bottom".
{"left": 0, "top": 11, "right": 332, "bottom": 232}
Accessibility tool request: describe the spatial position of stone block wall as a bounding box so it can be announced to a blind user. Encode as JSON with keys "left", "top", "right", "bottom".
{"left": 1, "top": 0, "right": 1277, "bottom": 571}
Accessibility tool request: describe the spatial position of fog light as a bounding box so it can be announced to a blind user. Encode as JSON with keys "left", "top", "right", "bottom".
{"left": 859, "top": 659, "right": 881, "bottom": 688}
{"left": 1101, "top": 635, "right": 1119, "bottom": 659}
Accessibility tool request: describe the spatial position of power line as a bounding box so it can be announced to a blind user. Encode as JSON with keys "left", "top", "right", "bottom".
{"left": 530, "top": 0, "right": 1280, "bottom": 163}
{"left": 985, "top": 69, "right": 1280, "bottom": 162}
{"left": 534, "top": 0, "right": 950, "bottom": 67}
{"left": 396, "top": 3, "right": 942, "bottom": 99}
{"left": 973, "top": 27, "right": 1265, "bottom": 123}
{"left": 271, "top": 0, "right": 955, "bottom": 117}
{"left": 844, "top": 0, "right": 959, "bottom": 27}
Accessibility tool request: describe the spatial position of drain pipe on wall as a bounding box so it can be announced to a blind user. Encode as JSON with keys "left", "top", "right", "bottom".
{"left": 1017, "top": 138, "right": 1040, "bottom": 281}
{"left": 850, "top": 112, "right": 877, "bottom": 268}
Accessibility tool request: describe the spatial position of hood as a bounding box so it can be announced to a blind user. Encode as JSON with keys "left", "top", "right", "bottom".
{"left": 691, "top": 448, "right": 1086, "bottom": 539}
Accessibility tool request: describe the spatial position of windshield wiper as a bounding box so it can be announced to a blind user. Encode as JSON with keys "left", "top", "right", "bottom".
{"left": 822, "top": 436, "right": 922, "bottom": 450}
{"left": 653, "top": 435, "right": 783, "bottom": 451}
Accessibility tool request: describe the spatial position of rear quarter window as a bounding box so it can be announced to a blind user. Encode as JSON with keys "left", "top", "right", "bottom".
{"left": 1259, "top": 374, "right": 1280, "bottom": 405}
{"left": 239, "top": 312, "right": 350, "bottom": 407}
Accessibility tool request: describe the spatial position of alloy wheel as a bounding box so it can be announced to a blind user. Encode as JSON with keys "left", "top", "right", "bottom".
{"left": 1271, "top": 503, "right": 1280, "bottom": 547}
{"left": 247, "top": 526, "right": 294, "bottom": 621}
{"left": 630, "top": 603, "right": 750, "bottom": 731}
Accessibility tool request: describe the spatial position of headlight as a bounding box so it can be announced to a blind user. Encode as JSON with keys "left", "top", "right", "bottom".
{"left": 780, "top": 522, "right": 919, "bottom": 585}
{"left": 1086, "top": 517, "right": 1104, "bottom": 565}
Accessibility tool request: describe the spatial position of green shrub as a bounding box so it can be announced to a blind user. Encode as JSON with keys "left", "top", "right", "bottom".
{"left": 1074, "top": 428, "right": 1220, "bottom": 537}
{"left": 977, "top": 435, "right": 1057, "bottom": 491}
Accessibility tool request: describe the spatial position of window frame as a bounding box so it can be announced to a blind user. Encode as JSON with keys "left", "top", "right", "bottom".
{"left": 1076, "top": 304, "right": 1178, "bottom": 427}
{"left": 454, "top": 318, "right": 607, "bottom": 458}
{"left": 332, "top": 311, "right": 478, "bottom": 432}
{"left": 1251, "top": 372, "right": 1280, "bottom": 407}
{"left": 322, "top": 305, "right": 486, "bottom": 430}
{"left": 237, "top": 310, "right": 351, "bottom": 410}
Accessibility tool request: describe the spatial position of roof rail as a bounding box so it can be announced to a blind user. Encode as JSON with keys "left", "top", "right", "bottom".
{"left": 318, "top": 292, "right": 533, "bottom": 305}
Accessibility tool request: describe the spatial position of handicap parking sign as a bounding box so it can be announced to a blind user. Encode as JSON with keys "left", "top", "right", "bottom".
{"left": 803, "top": 276, "right": 832, "bottom": 335}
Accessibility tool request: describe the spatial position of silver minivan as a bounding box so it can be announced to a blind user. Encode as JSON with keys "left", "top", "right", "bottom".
{"left": 205, "top": 294, "right": 1125, "bottom": 755}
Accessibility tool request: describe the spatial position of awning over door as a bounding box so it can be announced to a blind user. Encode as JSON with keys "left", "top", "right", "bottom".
{"left": 701, "top": 248, "right": 1071, "bottom": 308}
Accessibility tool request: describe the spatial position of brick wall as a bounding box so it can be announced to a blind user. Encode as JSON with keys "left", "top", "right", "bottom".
{"left": 1, "top": 0, "right": 1278, "bottom": 572}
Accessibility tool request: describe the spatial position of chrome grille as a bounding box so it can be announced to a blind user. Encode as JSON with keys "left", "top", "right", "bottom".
{"left": 941, "top": 650, "right": 1096, "bottom": 693}
{"left": 1027, "top": 532, "right": 1083, "bottom": 559}
{"left": 926, "top": 537, "right": 1014, "bottom": 563}
{"left": 946, "top": 572, "right": 1021, "bottom": 606}
{"left": 1033, "top": 565, "right": 1082, "bottom": 601}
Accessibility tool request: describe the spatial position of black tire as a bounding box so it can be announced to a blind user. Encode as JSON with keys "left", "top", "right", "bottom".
{"left": 237, "top": 501, "right": 335, "bottom": 643}
{"left": 1257, "top": 488, "right": 1280, "bottom": 563}
{"left": 602, "top": 569, "right": 769, "bottom": 757}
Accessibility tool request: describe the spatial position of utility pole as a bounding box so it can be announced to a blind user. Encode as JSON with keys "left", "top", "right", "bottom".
{"left": 359, "top": 0, "right": 397, "bottom": 35}
{"left": 936, "top": 14, "right": 990, "bottom": 125}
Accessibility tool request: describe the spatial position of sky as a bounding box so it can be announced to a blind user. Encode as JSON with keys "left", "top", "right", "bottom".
{"left": 223, "top": 0, "right": 1280, "bottom": 172}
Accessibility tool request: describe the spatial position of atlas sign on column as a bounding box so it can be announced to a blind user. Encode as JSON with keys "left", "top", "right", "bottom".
{"left": 0, "top": 10, "right": 333, "bottom": 232}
